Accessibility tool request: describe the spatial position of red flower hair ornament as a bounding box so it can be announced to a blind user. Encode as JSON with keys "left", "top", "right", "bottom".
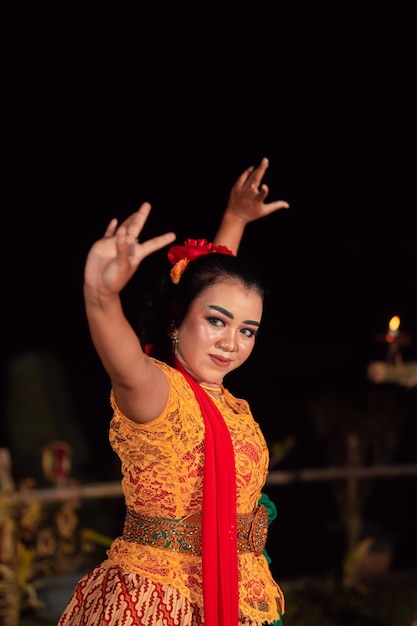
{"left": 168, "top": 239, "right": 235, "bottom": 284}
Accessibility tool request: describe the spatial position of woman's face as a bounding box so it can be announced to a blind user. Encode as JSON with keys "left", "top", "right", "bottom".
{"left": 176, "top": 280, "right": 263, "bottom": 385}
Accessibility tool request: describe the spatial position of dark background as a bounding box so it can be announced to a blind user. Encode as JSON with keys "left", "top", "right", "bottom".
{"left": 3, "top": 6, "right": 416, "bottom": 580}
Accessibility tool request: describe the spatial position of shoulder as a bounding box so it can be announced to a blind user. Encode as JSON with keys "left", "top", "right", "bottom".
{"left": 110, "top": 359, "right": 201, "bottom": 429}
{"left": 222, "top": 387, "right": 252, "bottom": 415}
{"left": 150, "top": 357, "right": 193, "bottom": 394}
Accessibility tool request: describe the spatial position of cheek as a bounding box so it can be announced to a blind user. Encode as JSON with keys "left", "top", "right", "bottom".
{"left": 227, "top": 341, "right": 255, "bottom": 373}
{"left": 238, "top": 339, "right": 255, "bottom": 359}
{"left": 199, "top": 325, "right": 219, "bottom": 342}
{"left": 182, "top": 318, "right": 215, "bottom": 343}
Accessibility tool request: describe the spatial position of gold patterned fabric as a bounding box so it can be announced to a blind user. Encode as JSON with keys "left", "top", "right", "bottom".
{"left": 58, "top": 358, "right": 284, "bottom": 625}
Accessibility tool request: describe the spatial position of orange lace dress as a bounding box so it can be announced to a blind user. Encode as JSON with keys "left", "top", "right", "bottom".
{"left": 58, "top": 358, "right": 284, "bottom": 625}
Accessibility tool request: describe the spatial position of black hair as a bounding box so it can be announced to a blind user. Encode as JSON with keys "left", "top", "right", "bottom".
{"left": 171, "top": 253, "right": 266, "bottom": 325}
{"left": 130, "top": 252, "right": 267, "bottom": 362}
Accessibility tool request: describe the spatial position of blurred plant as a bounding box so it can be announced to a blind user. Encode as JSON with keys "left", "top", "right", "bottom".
{"left": 308, "top": 386, "right": 405, "bottom": 590}
{"left": 0, "top": 442, "right": 112, "bottom": 623}
{"left": 269, "top": 436, "right": 296, "bottom": 469}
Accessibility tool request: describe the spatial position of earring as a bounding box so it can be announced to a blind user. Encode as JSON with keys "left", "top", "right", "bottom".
{"left": 167, "top": 322, "right": 179, "bottom": 355}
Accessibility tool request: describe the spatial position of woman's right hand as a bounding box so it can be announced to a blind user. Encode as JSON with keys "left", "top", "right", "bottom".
{"left": 84, "top": 202, "right": 176, "bottom": 298}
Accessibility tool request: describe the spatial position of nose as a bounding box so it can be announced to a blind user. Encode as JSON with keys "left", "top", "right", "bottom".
{"left": 217, "top": 331, "right": 238, "bottom": 353}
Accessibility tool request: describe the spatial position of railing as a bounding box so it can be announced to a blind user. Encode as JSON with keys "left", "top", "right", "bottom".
{"left": 3, "top": 463, "right": 417, "bottom": 505}
{"left": 1, "top": 445, "right": 417, "bottom": 626}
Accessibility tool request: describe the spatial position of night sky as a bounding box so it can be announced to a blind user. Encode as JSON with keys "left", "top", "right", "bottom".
{"left": 3, "top": 7, "right": 417, "bottom": 576}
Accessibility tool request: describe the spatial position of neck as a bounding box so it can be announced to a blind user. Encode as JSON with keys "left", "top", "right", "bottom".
{"left": 199, "top": 383, "right": 224, "bottom": 401}
{"left": 199, "top": 382, "right": 223, "bottom": 392}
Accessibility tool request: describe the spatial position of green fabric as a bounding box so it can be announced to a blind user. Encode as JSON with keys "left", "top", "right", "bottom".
{"left": 259, "top": 492, "right": 277, "bottom": 523}
{"left": 259, "top": 493, "right": 283, "bottom": 624}
{"left": 258, "top": 492, "right": 277, "bottom": 564}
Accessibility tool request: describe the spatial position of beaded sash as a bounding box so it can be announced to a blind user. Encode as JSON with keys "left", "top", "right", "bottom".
{"left": 122, "top": 505, "right": 269, "bottom": 557}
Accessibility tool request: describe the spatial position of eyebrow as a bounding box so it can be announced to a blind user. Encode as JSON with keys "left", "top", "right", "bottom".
{"left": 208, "top": 305, "right": 260, "bottom": 327}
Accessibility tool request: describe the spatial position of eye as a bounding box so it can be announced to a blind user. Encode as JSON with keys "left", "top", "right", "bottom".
{"left": 206, "top": 316, "right": 225, "bottom": 327}
{"left": 240, "top": 327, "right": 259, "bottom": 339}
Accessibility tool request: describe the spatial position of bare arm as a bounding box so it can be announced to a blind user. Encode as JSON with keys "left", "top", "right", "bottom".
{"left": 84, "top": 202, "right": 176, "bottom": 423}
{"left": 213, "top": 157, "right": 289, "bottom": 254}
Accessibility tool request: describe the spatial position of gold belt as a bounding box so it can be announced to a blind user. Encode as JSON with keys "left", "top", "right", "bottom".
{"left": 122, "top": 505, "right": 269, "bottom": 557}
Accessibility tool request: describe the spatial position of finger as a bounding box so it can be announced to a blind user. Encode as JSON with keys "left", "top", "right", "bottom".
{"left": 136, "top": 232, "right": 176, "bottom": 258}
{"left": 257, "top": 185, "right": 269, "bottom": 201}
{"left": 263, "top": 200, "right": 290, "bottom": 216}
{"left": 115, "top": 231, "right": 176, "bottom": 274}
{"left": 248, "top": 157, "right": 269, "bottom": 189}
{"left": 103, "top": 218, "right": 118, "bottom": 237}
{"left": 120, "top": 202, "right": 153, "bottom": 240}
{"left": 233, "top": 165, "right": 255, "bottom": 190}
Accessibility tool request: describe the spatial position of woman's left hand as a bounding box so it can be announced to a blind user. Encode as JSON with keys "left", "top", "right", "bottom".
{"left": 225, "top": 157, "right": 289, "bottom": 224}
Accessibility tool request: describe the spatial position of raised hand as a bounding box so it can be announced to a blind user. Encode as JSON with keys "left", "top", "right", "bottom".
{"left": 214, "top": 158, "right": 289, "bottom": 254}
{"left": 84, "top": 202, "right": 176, "bottom": 297}
{"left": 225, "top": 157, "right": 289, "bottom": 224}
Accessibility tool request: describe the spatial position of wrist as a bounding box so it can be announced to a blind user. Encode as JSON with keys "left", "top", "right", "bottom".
{"left": 222, "top": 209, "right": 249, "bottom": 227}
{"left": 83, "top": 282, "right": 121, "bottom": 308}
{"left": 213, "top": 211, "right": 247, "bottom": 255}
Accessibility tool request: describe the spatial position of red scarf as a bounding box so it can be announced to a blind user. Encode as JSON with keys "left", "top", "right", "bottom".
{"left": 173, "top": 358, "right": 239, "bottom": 626}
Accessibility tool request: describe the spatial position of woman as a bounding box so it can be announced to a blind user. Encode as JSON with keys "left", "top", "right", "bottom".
{"left": 58, "top": 158, "right": 289, "bottom": 625}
